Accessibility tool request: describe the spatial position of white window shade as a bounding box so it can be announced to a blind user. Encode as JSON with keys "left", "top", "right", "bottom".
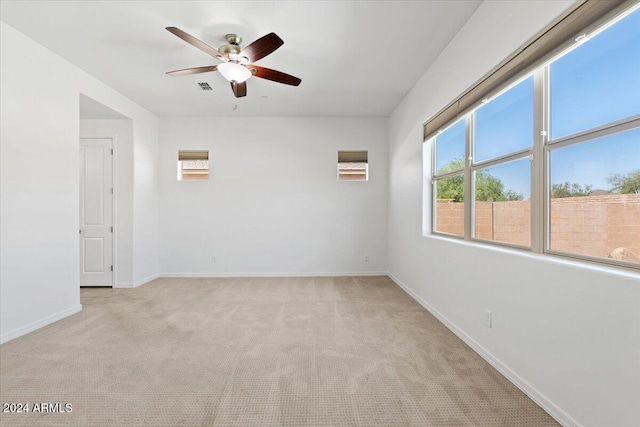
{"left": 423, "top": 0, "right": 635, "bottom": 142}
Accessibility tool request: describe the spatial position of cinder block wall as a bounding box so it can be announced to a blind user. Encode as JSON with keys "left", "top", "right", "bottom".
{"left": 436, "top": 194, "right": 640, "bottom": 259}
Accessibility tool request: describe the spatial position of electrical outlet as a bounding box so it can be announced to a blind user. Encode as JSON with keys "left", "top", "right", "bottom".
{"left": 364, "top": 254, "right": 369, "bottom": 262}
{"left": 484, "top": 310, "right": 492, "bottom": 328}
{"left": 212, "top": 255, "right": 217, "bottom": 263}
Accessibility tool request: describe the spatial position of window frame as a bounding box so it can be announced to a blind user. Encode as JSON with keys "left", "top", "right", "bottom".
{"left": 432, "top": 172, "right": 466, "bottom": 239}
{"left": 431, "top": 117, "right": 467, "bottom": 239}
{"left": 427, "top": 5, "right": 640, "bottom": 271}
{"left": 468, "top": 76, "right": 536, "bottom": 249}
{"left": 543, "top": 114, "right": 640, "bottom": 268}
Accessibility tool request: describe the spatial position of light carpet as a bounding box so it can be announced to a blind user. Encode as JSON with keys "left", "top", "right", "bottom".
{"left": 0, "top": 276, "right": 558, "bottom": 426}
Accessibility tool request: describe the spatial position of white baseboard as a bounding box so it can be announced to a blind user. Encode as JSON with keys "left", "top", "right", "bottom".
{"left": 133, "top": 273, "right": 159, "bottom": 288}
{"left": 114, "top": 273, "right": 159, "bottom": 289}
{"left": 387, "top": 273, "right": 580, "bottom": 427}
{"left": 113, "top": 283, "right": 133, "bottom": 289}
{"left": 158, "top": 271, "right": 388, "bottom": 278}
{"left": 0, "top": 304, "right": 82, "bottom": 345}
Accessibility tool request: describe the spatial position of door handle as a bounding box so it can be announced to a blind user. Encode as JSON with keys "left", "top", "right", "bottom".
{"left": 79, "top": 229, "right": 84, "bottom": 234}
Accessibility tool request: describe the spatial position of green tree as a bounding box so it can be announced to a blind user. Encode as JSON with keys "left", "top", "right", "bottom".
{"left": 503, "top": 189, "right": 525, "bottom": 201}
{"left": 436, "top": 158, "right": 465, "bottom": 201}
{"left": 550, "top": 182, "right": 593, "bottom": 198}
{"left": 436, "top": 158, "right": 524, "bottom": 202}
{"left": 607, "top": 169, "right": 640, "bottom": 194}
{"left": 436, "top": 174, "right": 465, "bottom": 202}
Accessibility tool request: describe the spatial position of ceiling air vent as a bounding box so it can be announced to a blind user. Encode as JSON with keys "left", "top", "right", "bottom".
{"left": 194, "top": 82, "right": 213, "bottom": 91}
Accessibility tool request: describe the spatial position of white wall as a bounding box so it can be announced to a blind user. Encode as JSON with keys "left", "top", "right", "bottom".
{"left": 1, "top": 22, "right": 159, "bottom": 342}
{"left": 132, "top": 114, "right": 159, "bottom": 286}
{"left": 80, "top": 119, "right": 134, "bottom": 287}
{"left": 159, "top": 117, "right": 387, "bottom": 276}
{"left": 387, "top": 2, "right": 640, "bottom": 427}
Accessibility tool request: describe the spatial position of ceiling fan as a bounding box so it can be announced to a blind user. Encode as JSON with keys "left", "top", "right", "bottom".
{"left": 165, "top": 27, "right": 302, "bottom": 98}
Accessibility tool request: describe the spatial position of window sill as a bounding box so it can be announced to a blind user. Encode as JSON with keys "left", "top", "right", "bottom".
{"left": 423, "top": 232, "right": 640, "bottom": 280}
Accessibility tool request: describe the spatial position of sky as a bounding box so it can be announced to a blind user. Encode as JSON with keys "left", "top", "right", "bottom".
{"left": 434, "top": 7, "right": 640, "bottom": 199}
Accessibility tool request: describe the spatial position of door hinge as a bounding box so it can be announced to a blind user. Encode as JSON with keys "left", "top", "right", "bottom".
{"left": 110, "top": 188, "right": 114, "bottom": 194}
{"left": 110, "top": 149, "right": 114, "bottom": 155}
{"left": 110, "top": 265, "right": 113, "bottom": 272}
{"left": 110, "top": 226, "right": 113, "bottom": 233}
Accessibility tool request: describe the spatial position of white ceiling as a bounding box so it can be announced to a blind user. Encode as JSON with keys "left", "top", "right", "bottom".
{"left": 1, "top": 1, "right": 481, "bottom": 117}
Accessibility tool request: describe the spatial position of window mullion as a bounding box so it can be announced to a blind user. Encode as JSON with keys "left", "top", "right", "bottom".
{"left": 464, "top": 114, "right": 474, "bottom": 241}
{"left": 547, "top": 114, "right": 640, "bottom": 149}
{"left": 531, "top": 66, "right": 548, "bottom": 254}
{"left": 434, "top": 169, "right": 465, "bottom": 180}
{"left": 431, "top": 136, "right": 437, "bottom": 234}
{"left": 541, "top": 66, "right": 551, "bottom": 256}
{"left": 470, "top": 150, "right": 532, "bottom": 171}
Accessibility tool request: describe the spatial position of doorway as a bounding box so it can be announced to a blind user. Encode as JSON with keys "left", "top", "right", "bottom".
{"left": 79, "top": 138, "right": 113, "bottom": 287}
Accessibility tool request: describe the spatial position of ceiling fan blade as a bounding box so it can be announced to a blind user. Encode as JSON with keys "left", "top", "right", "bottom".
{"left": 166, "top": 65, "right": 218, "bottom": 76}
{"left": 240, "top": 33, "right": 284, "bottom": 63}
{"left": 248, "top": 65, "right": 301, "bottom": 86}
{"left": 231, "top": 81, "right": 247, "bottom": 98}
{"left": 166, "top": 27, "right": 226, "bottom": 61}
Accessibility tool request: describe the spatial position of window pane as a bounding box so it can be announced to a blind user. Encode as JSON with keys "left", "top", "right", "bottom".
{"left": 473, "top": 158, "right": 531, "bottom": 246}
{"left": 178, "top": 160, "right": 209, "bottom": 180}
{"left": 338, "top": 162, "right": 368, "bottom": 181}
{"left": 475, "top": 76, "right": 534, "bottom": 162}
{"left": 178, "top": 150, "right": 209, "bottom": 181}
{"left": 435, "top": 119, "right": 465, "bottom": 174}
{"left": 550, "top": 9, "right": 640, "bottom": 140}
{"left": 549, "top": 127, "right": 640, "bottom": 264}
{"left": 434, "top": 174, "right": 464, "bottom": 237}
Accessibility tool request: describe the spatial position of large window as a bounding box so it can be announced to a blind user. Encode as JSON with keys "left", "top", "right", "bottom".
{"left": 429, "top": 6, "right": 640, "bottom": 269}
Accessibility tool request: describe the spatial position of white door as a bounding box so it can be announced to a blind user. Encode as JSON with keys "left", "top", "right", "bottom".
{"left": 80, "top": 138, "right": 113, "bottom": 287}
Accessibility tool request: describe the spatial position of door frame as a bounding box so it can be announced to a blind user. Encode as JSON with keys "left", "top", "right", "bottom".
{"left": 79, "top": 135, "right": 117, "bottom": 287}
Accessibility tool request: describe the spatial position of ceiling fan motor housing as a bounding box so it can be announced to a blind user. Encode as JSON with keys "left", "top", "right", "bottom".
{"left": 219, "top": 34, "right": 242, "bottom": 59}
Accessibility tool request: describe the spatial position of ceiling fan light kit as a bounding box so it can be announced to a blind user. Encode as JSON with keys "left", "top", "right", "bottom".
{"left": 165, "top": 27, "right": 301, "bottom": 98}
{"left": 217, "top": 62, "right": 252, "bottom": 83}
